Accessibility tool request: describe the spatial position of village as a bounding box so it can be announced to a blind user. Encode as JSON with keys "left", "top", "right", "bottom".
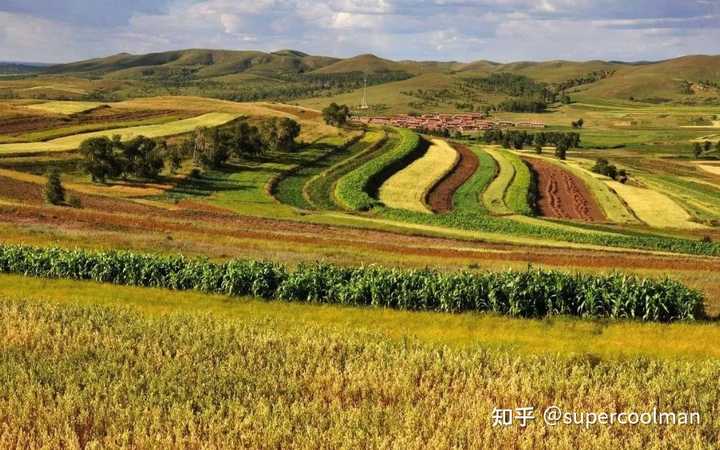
{"left": 354, "top": 112, "right": 546, "bottom": 134}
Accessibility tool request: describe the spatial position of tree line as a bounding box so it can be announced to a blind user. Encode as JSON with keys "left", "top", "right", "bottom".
{"left": 79, "top": 117, "right": 301, "bottom": 183}
{"left": 480, "top": 129, "right": 581, "bottom": 159}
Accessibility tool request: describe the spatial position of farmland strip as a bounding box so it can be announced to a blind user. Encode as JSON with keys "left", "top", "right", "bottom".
{"left": 335, "top": 128, "right": 421, "bottom": 211}
{"left": 379, "top": 139, "right": 458, "bottom": 213}
{"left": 525, "top": 157, "right": 605, "bottom": 222}
{"left": 426, "top": 143, "right": 479, "bottom": 213}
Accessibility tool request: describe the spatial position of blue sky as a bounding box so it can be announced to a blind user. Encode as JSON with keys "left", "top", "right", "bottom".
{"left": 1, "top": 0, "right": 718, "bottom": 63}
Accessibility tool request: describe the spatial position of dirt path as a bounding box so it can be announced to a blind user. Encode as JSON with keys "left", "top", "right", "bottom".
{"left": 426, "top": 143, "right": 479, "bottom": 213}
{"left": 525, "top": 158, "right": 605, "bottom": 222}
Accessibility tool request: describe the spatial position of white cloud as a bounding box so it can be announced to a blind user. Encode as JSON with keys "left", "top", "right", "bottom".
{"left": 0, "top": 0, "right": 719, "bottom": 62}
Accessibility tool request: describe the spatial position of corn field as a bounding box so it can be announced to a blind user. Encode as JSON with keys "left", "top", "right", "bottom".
{"left": 0, "top": 244, "right": 704, "bottom": 322}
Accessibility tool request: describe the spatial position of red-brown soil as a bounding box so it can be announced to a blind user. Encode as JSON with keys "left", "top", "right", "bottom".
{"left": 2, "top": 174, "right": 720, "bottom": 275}
{"left": 525, "top": 158, "right": 605, "bottom": 222}
{"left": 426, "top": 143, "right": 479, "bottom": 213}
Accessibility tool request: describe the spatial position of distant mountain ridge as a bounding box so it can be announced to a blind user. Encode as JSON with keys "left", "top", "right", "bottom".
{"left": 28, "top": 49, "right": 720, "bottom": 106}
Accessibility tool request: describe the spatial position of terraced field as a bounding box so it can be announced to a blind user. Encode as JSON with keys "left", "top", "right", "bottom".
{"left": 426, "top": 143, "right": 478, "bottom": 213}
{"left": 335, "top": 128, "right": 421, "bottom": 211}
{"left": 482, "top": 147, "right": 533, "bottom": 216}
{"left": 304, "top": 130, "right": 388, "bottom": 209}
{"left": 548, "top": 157, "right": 639, "bottom": 225}
{"left": 0, "top": 113, "right": 240, "bottom": 155}
{"left": 378, "top": 139, "right": 458, "bottom": 213}
{"left": 525, "top": 157, "right": 605, "bottom": 222}
{"left": 607, "top": 181, "right": 708, "bottom": 230}
{"left": 451, "top": 146, "right": 497, "bottom": 213}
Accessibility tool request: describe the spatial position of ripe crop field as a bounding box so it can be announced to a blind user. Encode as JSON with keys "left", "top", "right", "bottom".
{"left": 607, "top": 180, "right": 708, "bottom": 230}
{"left": 2, "top": 295, "right": 720, "bottom": 448}
{"left": 378, "top": 139, "right": 458, "bottom": 213}
{"left": 482, "top": 147, "right": 534, "bottom": 216}
{"left": 0, "top": 112, "right": 240, "bottom": 155}
{"left": 23, "top": 100, "right": 105, "bottom": 115}
{"left": 482, "top": 147, "right": 516, "bottom": 215}
{"left": 698, "top": 163, "right": 720, "bottom": 176}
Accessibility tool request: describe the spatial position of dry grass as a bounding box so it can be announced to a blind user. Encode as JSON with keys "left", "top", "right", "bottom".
{"left": 378, "top": 139, "right": 458, "bottom": 213}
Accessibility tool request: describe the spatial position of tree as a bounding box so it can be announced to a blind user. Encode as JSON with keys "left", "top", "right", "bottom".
{"left": 260, "top": 117, "right": 301, "bottom": 152}
{"left": 193, "top": 127, "right": 232, "bottom": 170}
{"left": 79, "top": 136, "right": 123, "bottom": 183}
{"left": 44, "top": 169, "right": 65, "bottom": 205}
{"left": 693, "top": 142, "right": 703, "bottom": 159}
{"left": 231, "top": 120, "right": 263, "bottom": 156}
{"left": 704, "top": 140, "right": 713, "bottom": 153}
{"left": 322, "top": 103, "right": 351, "bottom": 127}
{"left": 122, "top": 136, "right": 165, "bottom": 179}
{"left": 534, "top": 144, "right": 542, "bottom": 154}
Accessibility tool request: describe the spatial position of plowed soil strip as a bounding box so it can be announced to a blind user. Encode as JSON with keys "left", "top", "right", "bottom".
{"left": 427, "top": 143, "right": 479, "bottom": 213}
{"left": 525, "top": 158, "right": 604, "bottom": 222}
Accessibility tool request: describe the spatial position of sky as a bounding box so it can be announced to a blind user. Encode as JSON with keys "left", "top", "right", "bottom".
{"left": 0, "top": 0, "right": 719, "bottom": 63}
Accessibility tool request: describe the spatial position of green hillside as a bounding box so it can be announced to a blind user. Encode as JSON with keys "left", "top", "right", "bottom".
{"left": 8, "top": 49, "right": 720, "bottom": 110}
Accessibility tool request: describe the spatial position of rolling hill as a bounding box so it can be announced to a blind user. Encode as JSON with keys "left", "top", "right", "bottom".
{"left": 10, "top": 49, "right": 720, "bottom": 110}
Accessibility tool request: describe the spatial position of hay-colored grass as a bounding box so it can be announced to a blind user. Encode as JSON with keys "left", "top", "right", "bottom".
{"left": 0, "top": 112, "right": 239, "bottom": 155}
{"left": 24, "top": 101, "right": 104, "bottom": 115}
{"left": 607, "top": 181, "right": 708, "bottom": 229}
{"left": 378, "top": 139, "right": 458, "bottom": 213}
{"left": 482, "top": 147, "right": 515, "bottom": 215}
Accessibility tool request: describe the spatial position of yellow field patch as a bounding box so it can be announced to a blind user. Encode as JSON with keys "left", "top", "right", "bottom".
{"left": 482, "top": 147, "right": 515, "bottom": 215}
{"left": 24, "top": 101, "right": 104, "bottom": 115}
{"left": 606, "top": 181, "right": 708, "bottom": 229}
{"left": 379, "top": 139, "right": 458, "bottom": 213}
{"left": 0, "top": 112, "right": 239, "bottom": 155}
{"left": 19, "top": 84, "right": 88, "bottom": 95}
{"left": 697, "top": 163, "right": 720, "bottom": 177}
